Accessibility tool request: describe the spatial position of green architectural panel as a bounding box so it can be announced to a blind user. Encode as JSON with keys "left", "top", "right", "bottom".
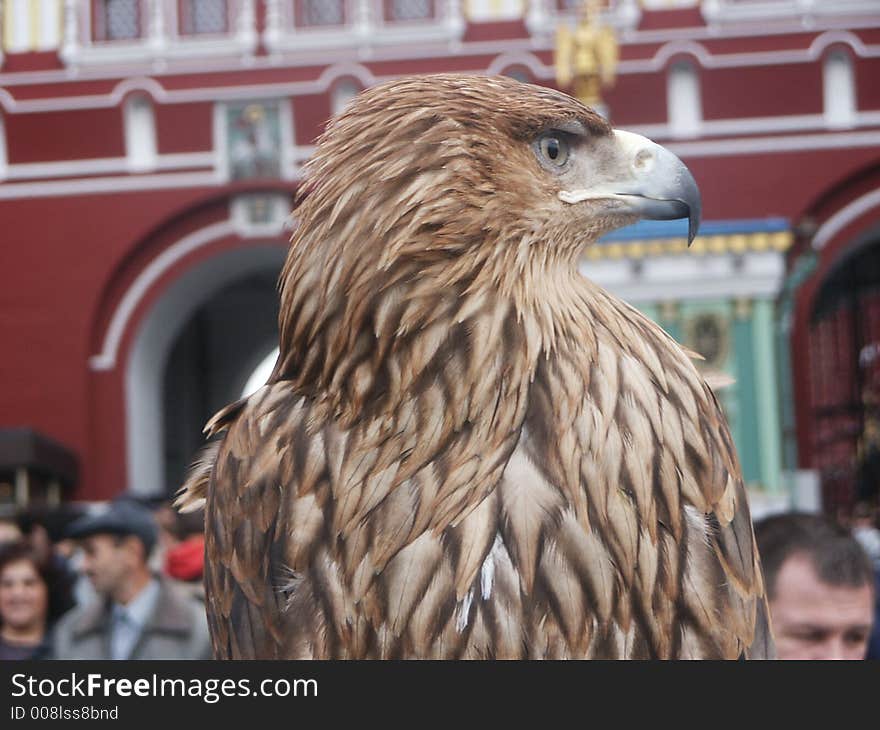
{"left": 678, "top": 300, "right": 740, "bottom": 468}
{"left": 752, "top": 299, "right": 783, "bottom": 492}
{"left": 732, "top": 309, "right": 762, "bottom": 487}
{"left": 625, "top": 297, "right": 782, "bottom": 492}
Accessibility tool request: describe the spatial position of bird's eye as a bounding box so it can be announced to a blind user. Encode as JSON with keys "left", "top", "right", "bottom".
{"left": 538, "top": 135, "right": 569, "bottom": 167}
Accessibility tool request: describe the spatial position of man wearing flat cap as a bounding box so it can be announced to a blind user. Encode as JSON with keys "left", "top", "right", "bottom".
{"left": 53, "top": 499, "right": 211, "bottom": 660}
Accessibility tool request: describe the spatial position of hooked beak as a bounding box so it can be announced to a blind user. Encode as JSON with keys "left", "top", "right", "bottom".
{"left": 559, "top": 129, "right": 702, "bottom": 244}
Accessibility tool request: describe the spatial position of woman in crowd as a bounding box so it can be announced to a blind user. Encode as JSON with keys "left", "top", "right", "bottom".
{"left": 0, "top": 540, "right": 71, "bottom": 659}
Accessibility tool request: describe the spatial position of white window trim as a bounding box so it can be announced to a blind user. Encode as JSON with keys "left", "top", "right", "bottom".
{"left": 823, "top": 48, "right": 856, "bottom": 130}
{"left": 61, "top": 0, "right": 257, "bottom": 68}
{"left": 701, "top": 0, "right": 880, "bottom": 26}
{"left": 0, "top": 113, "right": 7, "bottom": 181}
{"left": 263, "top": 0, "right": 465, "bottom": 56}
{"left": 124, "top": 93, "right": 158, "bottom": 171}
{"left": 526, "top": 0, "right": 641, "bottom": 40}
{"left": 667, "top": 60, "right": 702, "bottom": 139}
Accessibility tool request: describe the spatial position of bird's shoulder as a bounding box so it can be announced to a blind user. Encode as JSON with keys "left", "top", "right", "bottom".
{"left": 514, "top": 290, "right": 773, "bottom": 657}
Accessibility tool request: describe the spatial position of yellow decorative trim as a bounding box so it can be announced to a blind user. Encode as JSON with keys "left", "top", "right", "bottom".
{"left": 584, "top": 230, "right": 793, "bottom": 261}
{"left": 3, "top": 0, "right": 13, "bottom": 51}
{"left": 30, "top": 0, "right": 40, "bottom": 52}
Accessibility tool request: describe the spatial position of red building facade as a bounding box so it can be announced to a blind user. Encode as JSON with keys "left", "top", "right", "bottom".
{"left": 1, "top": 1, "right": 880, "bottom": 509}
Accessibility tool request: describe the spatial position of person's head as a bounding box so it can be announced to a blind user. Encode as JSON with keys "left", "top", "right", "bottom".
{"left": 66, "top": 499, "right": 157, "bottom": 604}
{"left": 79, "top": 534, "right": 152, "bottom": 601}
{"left": 0, "top": 541, "right": 54, "bottom": 637}
{"left": 852, "top": 501, "right": 878, "bottom": 529}
{"left": 158, "top": 505, "right": 204, "bottom": 548}
{"left": 0, "top": 516, "right": 22, "bottom": 546}
{"left": 755, "top": 512, "right": 875, "bottom": 660}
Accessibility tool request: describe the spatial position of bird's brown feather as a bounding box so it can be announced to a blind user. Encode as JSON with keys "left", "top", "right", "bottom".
{"left": 179, "top": 74, "right": 773, "bottom": 659}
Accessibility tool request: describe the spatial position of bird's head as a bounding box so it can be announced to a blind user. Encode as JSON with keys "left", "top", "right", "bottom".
{"left": 289, "top": 73, "right": 698, "bottom": 290}
{"left": 276, "top": 74, "right": 699, "bottom": 411}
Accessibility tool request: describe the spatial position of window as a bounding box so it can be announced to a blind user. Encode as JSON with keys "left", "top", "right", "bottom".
{"left": 385, "top": 0, "right": 435, "bottom": 22}
{"left": 667, "top": 61, "right": 702, "bottom": 138}
{"left": 823, "top": 49, "right": 856, "bottom": 129}
{"left": 296, "top": 0, "right": 345, "bottom": 27}
{"left": 94, "top": 0, "right": 141, "bottom": 42}
{"left": 225, "top": 102, "right": 283, "bottom": 180}
{"left": 332, "top": 80, "right": 360, "bottom": 116}
{"left": 179, "top": 0, "right": 229, "bottom": 36}
{"left": 124, "top": 95, "right": 157, "bottom": 172}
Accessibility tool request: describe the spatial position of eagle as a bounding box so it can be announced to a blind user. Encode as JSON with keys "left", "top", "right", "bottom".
{"left": 178, "top": 74, "right": 774, "bottom": 659}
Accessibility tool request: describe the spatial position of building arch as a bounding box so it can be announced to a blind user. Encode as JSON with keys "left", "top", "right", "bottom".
{"left": 788, "top": 161, "right": 880, "bottom": 511}
{"left": 87, "top": 189, "right": 292, "bottom": 497}
{"left": 808, "top": 30, "right": 867, "bottom": 61}
{"left": 317, "top": 62, "right": 376, "bottom": 93}
{"left": 652, "top": 41, "right": 709, "bottom": 72}
{"left": 486, "top": 51, "right": 549, "bottom": 80}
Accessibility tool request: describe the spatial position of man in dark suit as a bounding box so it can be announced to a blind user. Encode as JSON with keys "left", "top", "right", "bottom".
{"left": 53, "top": 499, "right": 210, "bottom": 660}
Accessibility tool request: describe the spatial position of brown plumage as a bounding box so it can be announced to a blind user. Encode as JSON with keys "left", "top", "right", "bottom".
{"left": 178, "top": 74, "right": 774, "bottom": 659}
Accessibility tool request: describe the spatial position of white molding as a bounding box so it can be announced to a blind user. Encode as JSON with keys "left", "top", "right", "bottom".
{"left": 528, "top": 0, "right": 642, "bottom": 39}
{"left": 91, "top": 219, "right": 237, "bottom": 372}
{"left": 582, "top": 249, "right": 786, "bottom": 303}
{"left": 39, "top": 0, "right": 63, "bottom": 51}
{"left": 629, "top": 110, "right": 880, "bottom": 142}
{"left": 3, "top": 151, "right": 215, "bottom": 181}
{"left": 664, "top": 129, "right": 880, "bottom": 158}
{"left": 263, "top": 0, "right": 465, "bottom": 56}
{"left": 0, "top": 170, "right": 221, "bottom": 199}
{"left": 316, "top": 60, "right": 377, "bottom": 90}
{"left": 0, "top": 124, "right": 876, "bottom": 199}
{"left": 2, "top": 23, "right": 878, "bottom": 87}
{"left": 4, "top": 57, "right": 880, "bottom": 128}
{"left": 701, "top": 0, "right": 880, "bottom": 26}
{"left": 812, "top": 188, "right": 880, "bottom": 252}
{"left": 485, "top": 50, "right": 548, "bottom": 78}
{"left": 236, "top": 0, "right": 257, "bottom": 49}
{"left": 0, "top": 112, "right": 6, "bottom": 180}
{"left": 615, "top": 31, "right": 880, "bottom": 75}
{"left": 2, "top": 29, "right": 877, "bottom": 100}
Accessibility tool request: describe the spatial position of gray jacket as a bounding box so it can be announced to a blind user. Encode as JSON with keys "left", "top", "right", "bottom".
{"left": 53, "top": 577, "right": 211, "bottom": 660}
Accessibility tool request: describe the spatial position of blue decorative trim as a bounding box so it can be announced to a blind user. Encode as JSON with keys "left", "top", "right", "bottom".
{"left": 598, "top": 217, "right": 790, "bottom": 243}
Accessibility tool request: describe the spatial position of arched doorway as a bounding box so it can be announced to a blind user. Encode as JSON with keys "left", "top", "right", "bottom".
{"left": 786, "top": 156, "right": 880, "bottom": 516}
{"left": 807, "top": 229, "right": 880, "bottom": 513}
{"left": 126, "top": 243, "right": 286, "bottom": 497}
{"left": 162, "top": 265, "right": 282, "bottom": 492}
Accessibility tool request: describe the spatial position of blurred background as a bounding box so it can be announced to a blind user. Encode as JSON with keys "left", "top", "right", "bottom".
{"left": 1, "top": 0, "right": 879, "bottom": 525}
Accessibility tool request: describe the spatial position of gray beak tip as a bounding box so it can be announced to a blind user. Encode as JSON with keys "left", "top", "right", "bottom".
{"left": 687, "top": 198, "right": 701, "bottom": 246}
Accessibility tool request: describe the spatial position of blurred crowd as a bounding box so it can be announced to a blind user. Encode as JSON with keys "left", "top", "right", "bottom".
{"left": 0, "top": 497, "right": 210, "bottom": 660}
{"left": 0, "top": 495, "right": 878, "bottom": 660}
